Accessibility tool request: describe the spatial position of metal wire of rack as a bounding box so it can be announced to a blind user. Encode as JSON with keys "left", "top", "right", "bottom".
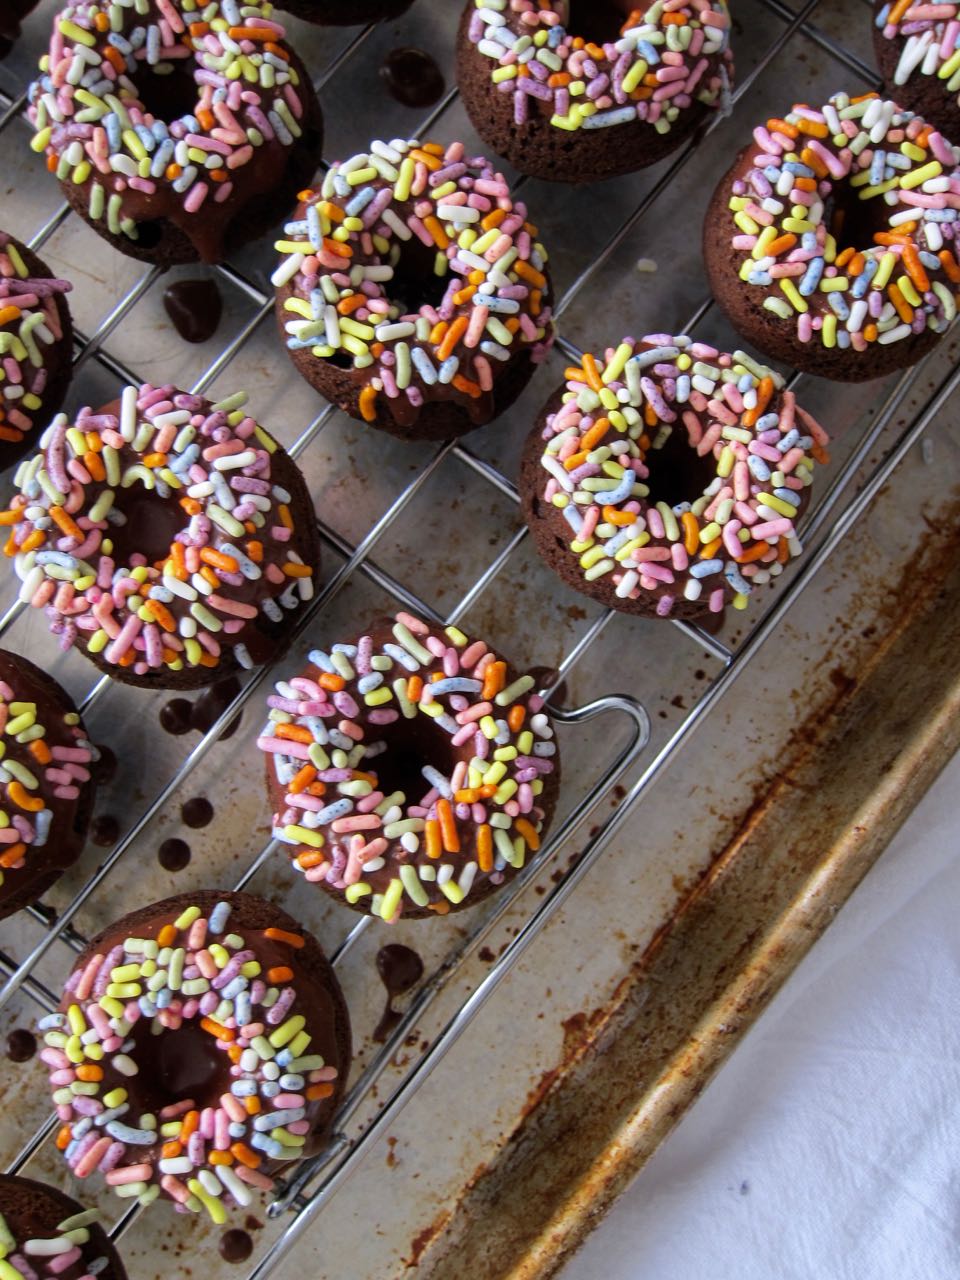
{"left": 1, "top": 1, "right": 956, "bottom": 1275}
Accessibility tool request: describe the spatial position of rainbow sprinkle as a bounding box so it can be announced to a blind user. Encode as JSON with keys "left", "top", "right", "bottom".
{"left": 28, "top": 0, "right": 307, "bottom": 254}
{"left": 876, "top": 2, "right": 960, "bottom": 107}
{"left": 272, "top": 137, "right": 554, "bottom": 429}
{"left": 0, "top": 233, "right": 71, "bottom": 452}
{"left": 4, "top": 383, "right": 316, "bottom": 680}
{"left": 533, "top": 335, "right": 829, "bottom": 616}
{"left": 41, "top": 899, "right": 340, "bottom": 1219}
{"left": 727, "top": 92, "right": 960, "bottom": 351}
{"left": 259, "top": 612, "right": 558, "bottom": 921}
{"left": 0, "top": 660, "right": 94, "bottom": 909}
{"left": 0, "top": 1201, "right": 110, "bottom": 1280}
{"left": 465, "top": 0, "right": 731, "bottom": 135}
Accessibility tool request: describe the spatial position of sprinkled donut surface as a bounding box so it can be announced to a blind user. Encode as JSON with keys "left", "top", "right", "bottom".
{"left": 875, "top": 2, "right": 960, "bottom": 130}
{"left": 4, "top": 383, "right": 318, "bottom": 686}
{"left": 522, "top": 335, "right": 829, "bottom": 618}
{"left": 0, "top": 1175, "right": 126, "bottom": 1280}
{"left": 41, "top": 893, "right": 349, "bottom": 1221}
{"left": 0, "top": 232, "right": 72, "bottom": 457}
{"left": 464, "top": 0, "right": 731, "bottom": 137}
{"left": 260, "top": 613, "right": 560, "bottom": 922}
{"left": 273, "top": 137, "right": 554, "bottom": 436}
{"left": 0, "top": 651, "right": 96, "bottom": 920}
{"left": 717, "top": 92, "right": 960, "bottom": 368}
{"left": 28, "top": 0, "right": 318, "bottom": 263}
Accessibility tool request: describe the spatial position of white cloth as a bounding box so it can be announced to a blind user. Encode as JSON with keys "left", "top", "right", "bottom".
{"left": 562, "top": 752, "right": 960, "bottom": 1280}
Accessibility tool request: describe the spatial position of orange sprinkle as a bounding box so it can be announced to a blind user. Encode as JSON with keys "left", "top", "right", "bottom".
{"left": 579, "top": 417, "right": 610, "bottom": 453}
{"left": 701, "top": 535, "right": 723, "bottom": 560}
{"left": 180, "top": 1110, "right": 200, "bottom": 1141}
{"left": 766, "top": 233, "right": 798, "bottom": 257}
{"left": 681, "top": 512, "right": 700, "bottom": 555}
{"left": 0, "top": 844, "right": 26, "bottom": 868}
{"left": 423, "top": 215, "right": 450, "bottom": 250}
{"left": 161, "top": 1141, "right": 182, "bottom": 1160}
{"left": 157, "top": 924, "right": 177, "bottom": 947}
{"left": 245, "top": 539, "right": 264, "bottom": 563}
{"left": 508, "top": 704, "right": 525, "bottom": 733}
{"left": 0, "top": 508, "right": 24, "bottom": 527}
{"left": 886, "top": 0, "right": 913, "bottom": 22}
{"left": 425, "top": 819, "right": 442, "bottom": 860}
{"left": 795, "top": 117, "right": 829, "bottom": 138}
{"left": 481, "top": 660, "right": 506, "bottom": 701}
{"left": 777, "top": 537, "right": 791, "bottom": 564}
{"left": 902, "top": 243, "right": 929, "bottom": 293}
{"left": 179, "top": 496, "right": 202, "bottom": 516}
{"left": 0, "top": 306, "right": 22, "bottom": 327}
{"left": 278, "top": 503, "right": 294, "bottom": 532}
{"left": 336, "top": 292, "right": 366, "bottom": 316}
{"left": 264, "top": 927, "right": 305, "bottom": 948}
{"left": 766, "top": 117, "right": 799, "bottom": 139}
{"left": 29, "top": 739, "right": 52, "bottom": 766}
{"left": 56, "top": 1126, "right": 72, "bottom": 1151}
{"left": 83, "top": 450, "right": 106, "bottom": 482}
{"left": 603, "top": 505, "right": 637, "bottom": 527}
{"left": 938, "top": 249, "right": 960, "bottom": 283}
{"left": 200, "top": 547, "right": 239, "bottom": 573}
{"left": 209, "top": 1151, "right": 234, "bottom": 1166}
{"left": 322, "top": 237, "right": 352, "bottom": 259}
{"left": 76, "top": 1064, "right": 103, "bottom": 1082}
{"left": 888, "top": 281, "right": 914, "bottom": 324}
{"left": 275, "top": 723, "right": 313, "bottom": 744}
{"left": 477, "top": 824, "right": 493, "bottom": 873}
{"left": 230, "top": 1142, "right": 261, "bottom": 1169}
{"left": 743, "top": 376, "right": 774, "bottom": 428}
{"left": 735, "top": 541, "right": 772, "bottom": 565}
{"left": 515, "top": 818, "right": 541, "bottom": 851}
{"left": 8, "top": 781, "right": 42, "bottom": 812}
{"left": 481, "top": 208, "right": 507, "bottom": 232}
{"left": 409, "top": 147, "right": 442, "bottom": 169}
{"left": 359, "top": 386, "right": 378, "bottom": 423}
{"left": 437, "top": 315, "right": 469, "bottom": 362}
{"left": 407, "top": 674, "right": 423, "bottom": 702}
{"left": 267, "top": 966, "right": 294, "bottom": 984}
{"left": 201, "top": 1018, "right": 235, "bottom": 1041}
{"left": 306, "top": 1083, "right": 335, "bottom": 1101}
{"left": 581, "top": 353, "right": 603, "bottom": 392}
{"left": 289, "top": 764, "right": 317, "bottom": 794}
{"left": 437, "top": 798, "right": 460, "bottom": 854}
{"left": 296, "top": 852, "right": 328, "bottom": 870}
{"left": 515, "top": 260, "right": 546, "bottom": 290}
{"left": 49, "top": 505, "right": 83, "bottom": 541}
{"left": 282, "top": 562, "right": 313, "bottom": 578}
{"left": 244, "top": 1095, "right": 262, "bottom": 1116}
{"left": 145, "top": 599, "right": 176, "bottom": 632}
{"left": 451, "top": 374, "right": 482, "bottom": 398}
{"left": 318, "top": 671, "right": 345, "bottom": 692}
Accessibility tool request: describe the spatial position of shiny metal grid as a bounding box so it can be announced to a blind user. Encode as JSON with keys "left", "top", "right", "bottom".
{"left": 1, "top": 2, "right": 956, "bottom": 1276}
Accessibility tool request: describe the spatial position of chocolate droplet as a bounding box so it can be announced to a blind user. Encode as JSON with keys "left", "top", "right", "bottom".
{"left": 6, "top": 1028, "right": 37, "bottom": 1063}
{"left": 373, "top": 945, "right": 424, "bottom": 1043}
{"left": 218, "top": 1229, "right": 253, "bottom": 1264}
{"left": 380, "top": 47, "right": 445, "bottom": 109}
{"left": 90, "top": 814, "right": 121, "bottom": 847}
{"left": 163, "top": 278, "right": 223, "bottom": 344}
{"left": 92, "top": 745, "right": 117, "bottom": 785}
{"left": 182, "top": 797, "right": 214, "bottom": 829}
{"left": 158, "top": 837, "right": 192, "bottom": 872}
{"left": 159, "top": 698, "right": 193, "bottom": 736}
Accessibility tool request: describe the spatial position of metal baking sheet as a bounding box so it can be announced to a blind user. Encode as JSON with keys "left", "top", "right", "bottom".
{"left": 2, "top": 1, "right": 959, "bottom": 1277}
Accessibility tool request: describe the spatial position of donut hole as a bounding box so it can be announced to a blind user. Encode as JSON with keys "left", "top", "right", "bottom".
{"left": 824, "top": 183, "right": 891, "bottom": 255}
{"left": 645, "top": 425, "right": 717, "bottom": 508}
{"left": 109, "top": 494, "right": 183, "bottom": 569}
{"left": 368, "top": 713, "right": 457, "bottom": 805}
{"left": 125, "top": 61, "right": 199, "bottom": 126}
{"left": 387, "top": 236, "right": 451, "bottom": 318}
{"left": 127, "top": 1017, "right": 224, "bottom": 1114}
{"left": 566, "top": 0, "right": 636, "bottom": 44}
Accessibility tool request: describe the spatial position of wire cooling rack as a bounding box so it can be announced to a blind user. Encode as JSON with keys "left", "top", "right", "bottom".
{"left": 2, "top": 1, "right": 960, "bottom": 1276}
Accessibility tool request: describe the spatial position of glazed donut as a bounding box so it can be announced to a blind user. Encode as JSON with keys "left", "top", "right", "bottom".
{"left": 519, "top": 334, "right": 830, "bottom": 619}
{"left": 4, "top": 381, "right": 320, "bottom": 689}
{"left": 272, "top": 137, "right": 554, "bottom": 441}
{"left": 27, "top": 1, "right": 323, "bottom": 265}
{"left": 259, "top": 612, "right": 561, "bottom": 922}
{"left": 0, "top": 649, "right": 97, "bottom": 920}
{"left": 0, "top": 230, "right": 73, "bottom": 466}
{"left": 456, "top": 0, "right": 733, "bottom": 184}
{"left": 278, "top": 0, "right": 414, "bottom": 23}
{"left": 0, "top": 1174, "right": 128, "bottom": 1280}
{"left": 704, "top": 92, "right": 960, "bottom": 381}
{"left": 40, "top": 891, "right": 351, "bottom": 1220}
{"left": 873, "top": 1, "right": 960, "bottom": 142}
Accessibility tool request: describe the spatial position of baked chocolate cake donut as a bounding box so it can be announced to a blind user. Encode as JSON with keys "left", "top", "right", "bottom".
{"left": 456, "top": 0, "right": 733, "bottom": 184}
{"left": 520, "top": 335, "right": 830, "bottom": 620}
{"left": 4, "top": 382, "right": 320, "bottom": 689}
{"left": 259, "top": 612, "right": 560, "bottom": 922}
{"left": 0, "top": 649, "right": 96, "bottom": 921}
{"left": 40, "top": 891, "right": 351, "bottom": 1220}
{"left": 704, "top": 92, "right": 960, "bottom": 381}
{"left": 272, "top": 137, "right": 554, "bottom": 441}
{"left": 0, "top": 1, "right": 38, "bottom": 59}
{"left": 0, "top": 1174, "right": 128, "bottom": 1280}
{"left": 873, "top": 2, "right": 960, "bottom": 142}
{"left": 0, "top": 232, "right": 73, "bottom": 468}
{"left": 279, "top": 0, "right": 414, "bottom": 22}
{"left": 27, "top": 1, "right": 323, "bottom": 265}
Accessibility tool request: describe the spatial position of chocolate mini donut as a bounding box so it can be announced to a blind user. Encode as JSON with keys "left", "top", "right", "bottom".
{"left": 520, "top": 335, "right": 830, "bottom": 620}
{"left": 456, "top": 0, "right": 733, "bottom": 184}
{"left": 259, "top": 613, "right": 560, "bottom": 922}
{"left": 278, "top": 0, "right": 413, "bottom": 22}
{"left": 0, "top": 232, "right": 73, "bottom": 467}
{"left": 5, "top": 382, "right": 320, "bottom": 689}
{"left": 0, "top": 1, "right": 38, "bottom": 59}
{"left": 0, "top": 1174, "right": 128, "bottom": 1280}
{"left": 28, "top": 1, "right": 323, "bottom": 265}
{"left": 873, "top": 1, "right": 960, "bottom": 142}
{"left": 272, "top": 137, "right": 554, "bottom": 441}
{"left": 704, "top": 92, "right": 960, "bottom": 381}
{"left": 0, "top": 650, "right": 96, "bottom": 920}
{"left": 40, "top": 891, "right": 351, "bottom": 1221}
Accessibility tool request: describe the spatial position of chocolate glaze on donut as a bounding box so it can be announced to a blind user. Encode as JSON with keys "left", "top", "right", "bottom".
{"left": 277, "top": 0, "right": 414, "bottom": 23}
{"left": 0, "top": 1174, "right": 128, "bottom": 1280}
{"left": 0, "top": 649, "right": 96, "bottom": 921}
